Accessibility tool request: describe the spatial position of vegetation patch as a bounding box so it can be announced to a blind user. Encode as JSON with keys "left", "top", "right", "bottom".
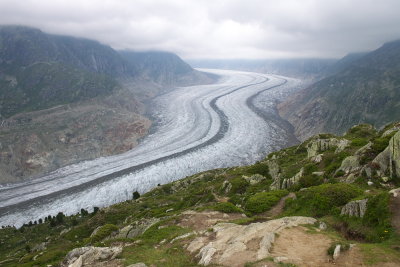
{"left": 212, "top": 202, "right": 243, "bottom": 213}
{"left": 245, "top": 190, "right": 289, "bottom": 214}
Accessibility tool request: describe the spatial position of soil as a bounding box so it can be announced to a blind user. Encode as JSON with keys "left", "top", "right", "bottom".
{"left": 177, "top": 210, "right": 245, "bottom": 231}
{"left": 264, "top": 192, "right": 296, "bottom": 218}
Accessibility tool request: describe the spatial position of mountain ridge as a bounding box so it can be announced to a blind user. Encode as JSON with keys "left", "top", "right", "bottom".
{"left": 0, "top": 25, "right": 215, "bottom": 184}
{"left": 279, "top": 39, "right": 400, "bottom": 140}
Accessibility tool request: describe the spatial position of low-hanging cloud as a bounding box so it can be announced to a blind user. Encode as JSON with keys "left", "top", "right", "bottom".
{"left": 0, "top": 0, "right": 399, "bottom": 59}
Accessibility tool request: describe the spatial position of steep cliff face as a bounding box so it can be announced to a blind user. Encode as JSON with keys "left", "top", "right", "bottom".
{"left": 279, "top": 40, "right": 400, "bottom": 140}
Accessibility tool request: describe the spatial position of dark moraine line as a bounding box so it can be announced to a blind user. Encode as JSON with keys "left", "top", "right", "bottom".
{"left": 246, "top": 77, "right": 299, "bottom": 147}
{"left": 0, "top": 75, "right": 272, "bottom": 217}
{"left": 0, "top": 77, "right": 256, "bottom": 194}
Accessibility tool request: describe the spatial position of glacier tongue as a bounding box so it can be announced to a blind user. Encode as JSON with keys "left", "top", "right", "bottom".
{"left": 0, "top": 69, "right": 301, "bottom": 227}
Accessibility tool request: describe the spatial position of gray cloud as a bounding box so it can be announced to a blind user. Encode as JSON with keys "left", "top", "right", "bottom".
{"left": 0, "top": 0, "right": 399, "bottom": 59}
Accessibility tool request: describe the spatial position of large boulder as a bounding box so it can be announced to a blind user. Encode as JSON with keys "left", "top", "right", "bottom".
{"left": 337, "top": 156, "right": 361, "bottom": 174}
{"left": 341, "top": 199, "right": 368, "bottom": 217}
{"left": 373, "top": 131, "right": 400, "bottom": 178}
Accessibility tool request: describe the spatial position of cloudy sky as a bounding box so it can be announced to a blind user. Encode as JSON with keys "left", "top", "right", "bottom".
{"left": 0, "top": 0, "right": 400, "bottom": 59}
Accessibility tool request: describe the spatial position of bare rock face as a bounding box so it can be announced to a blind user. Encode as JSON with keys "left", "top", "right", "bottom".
{"left": 113, "top": 218, "right": 160, "bottom": 239}
{"left": 306, "top": 137, "right": 349, "bottom": 158}
{"left": 281, "top": 167, "right": 304, "bottom": 189}
{"left": 373, "top": 131, "right": 400, "bottom": 178}
{"left": 62, "top": 246, "right": 122, "bottom": 267}
{"left": 267, "top": 159, "right": 282, "bottom": 190}
{"left": 187, "top": 216, "right": 317, "bottom": 267}
{"left": 341, "top": 199, "right": 368, "bottom": 217}
{"left": 338, "top": 156, "right": 361, "bottom": 174}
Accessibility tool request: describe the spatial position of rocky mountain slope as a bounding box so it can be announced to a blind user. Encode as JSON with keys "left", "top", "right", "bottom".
{"left": 0, "top": 25, "right": 215, "bottom": 183}
{"left": 1, "top": 122, "right": 399, "bottom": 267}
{"left": 279, "top": 40, "right": 400, "bottom": 140}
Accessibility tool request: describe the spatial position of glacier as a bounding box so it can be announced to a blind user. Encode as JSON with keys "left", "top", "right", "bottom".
{"left": 0, "top": 69, "right": 302, "bottom": 227}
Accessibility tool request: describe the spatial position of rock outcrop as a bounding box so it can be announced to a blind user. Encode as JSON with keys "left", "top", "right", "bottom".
{"left": 243, "top": 174, "right": 266, "bottom": 185}
{"left": 187, "top": 216, "right": 317, "bottom": 266}
{"left": 338, "top": 156, "right": 361, "bottom": 174}
{"left": 341, "top": 199, "right": 368, "bottom": 218}
{"left": 113, "top": 218, "right": 160, "bottom": 239}
{"left": 267, "top": 159, "right": 282, "bottom": 190}
{"left": 280, "top": 168, "right": 304, "bottom": 189}
{"left": 306, "top": 137, "right": 349, "bottom": 158}
{"left": 62, "top": 246, "right": 122, "bottom": 267}
{"left": 373, "top": 131, "right": 400, "bottom": 178}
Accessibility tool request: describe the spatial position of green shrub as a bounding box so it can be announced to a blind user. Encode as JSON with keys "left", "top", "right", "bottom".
{"left": 351, "top": 138, "right": 369, "bottom": 147}
{"left": 244, "top": 162, "right": 271, "bottom": 178}
{"left": 212, "top": 202, "right": 242, "bottom": 213}
{"left": 90, "top": 224, "right": 118, "bottom": 243}
{"left": 229, "top": 177, "right": 249, "bottom": 195}
{"left": 371, "top": 132, "right": 396, "bottom": 153}
{"left": 141, "top": 223, "right": 188, "bottom": 244}
{"left": 345, "top": 124, "right": 376, "bottom": 139}
{"left": 303, "top": 163, "right": 318, "bottom": 175}
{"left": 245, "top": 190, "right": 288, "bottom": 214}
{"left": 285, "top": 183, "right": 363, "bottom": 217}
{"left": 132, "top": 191, "right": 141, "bottom": 200}
{"left": 363, "top": 192, "right": 392, "bottom": 241}
{"left": 298, "top": 174, "right": 323, "bottom": 188}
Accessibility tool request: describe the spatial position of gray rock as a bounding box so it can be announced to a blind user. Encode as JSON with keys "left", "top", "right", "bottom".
{"left": 267, "top": 159, "right": 281, "bottom": 190}
{"left": 341, "top": 199, "right": 368, "bottom": 217}
{"left": 127, "top": 263, "right": 148, "bottom": 267}
{"left": 307, "top": 137, "right": 349, "bottom": 158}
{"left": 188, "top": 216, "right": 317, "bottom": 266}
{"left": 62, "top": 246, "right": 122, "bottom": 267}
{"left": 32, "top": 242, "right": 47, "bottom": 252}
{"left": 373, "top": 131, "right": 400, "bottom": 178}
{"left": 319, "top": 222, "right": 327, "bottom": 230}
{"left": 338, "top": 156, "right": 361, "bottom": 174}
{"left": 113, "top": 218, "right": 160, "bottom": 239}
{"left": 281, "top": 168, "right": 304, "bottom": 189}
{"left": 389, "top": 187, "right": 400, "bottom": 197}
{"left": 221, "top": 180, "right": 232, "bottom": 193}
{"left": 243, "top": 174, "right": 266, "bottom": 185}
{"left": 333, "top": 245, "right": 341, "bottom": 260}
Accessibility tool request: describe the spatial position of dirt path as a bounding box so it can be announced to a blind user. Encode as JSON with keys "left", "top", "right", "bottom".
{"left": 269, "top": 226, "right": 370, "bottom": 267}
{"left": 264, "top": 192, "right": 296, "bottom": 218}
{"left": 389, "top": 195, "right": 400, "bottom": 234}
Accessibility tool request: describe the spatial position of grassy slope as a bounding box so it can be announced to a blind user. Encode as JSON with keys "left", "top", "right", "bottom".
{"left": 1, "top": 123, "right": 400, "bottom": 266}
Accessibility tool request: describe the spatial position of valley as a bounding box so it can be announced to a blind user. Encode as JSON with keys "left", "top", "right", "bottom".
{"left": 0, "top": 69, "right": 302, "bottom": 227}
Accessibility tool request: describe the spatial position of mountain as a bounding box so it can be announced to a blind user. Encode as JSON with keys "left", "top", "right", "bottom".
{"left": 188, "top": 58, "right": 336, "bottom": 79}
{"left": 1, "top": 122, "right": 399, "bottom": 266}
{"left": 0, "top": 25, "right": 214, "bottom": 183}
{"left": 0, "top": 25, "right": 212, "bottom": 118}
{"left": 279, "top": 40, "right": 400, "bottom": 140}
